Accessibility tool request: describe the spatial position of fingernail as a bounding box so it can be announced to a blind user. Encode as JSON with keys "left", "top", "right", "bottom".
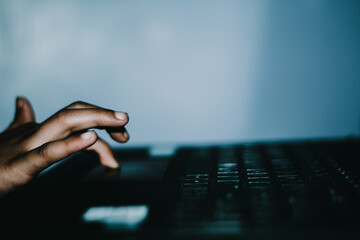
{"left": 81, "top": 131, "right": 95, "bottom": 140}
{"left": 123, "top": 131, "right": 129, "bottom": 139}
{"left": 115, "top": 111, "right": 128, "bottom": 120}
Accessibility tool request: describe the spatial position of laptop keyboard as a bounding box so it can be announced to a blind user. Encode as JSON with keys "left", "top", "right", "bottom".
{"left": 168, "top": 139, "right": 360, "bottom": 230}
{"left": 1, "top": 138, "right": 359, "bottom": 239}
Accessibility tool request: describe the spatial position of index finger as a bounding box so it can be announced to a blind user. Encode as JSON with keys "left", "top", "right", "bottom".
{"left": 24, "top": 108, "right": 128, "bottom": 150}
{"left": 64, "top": 101, "right": 130, "bottom": 143}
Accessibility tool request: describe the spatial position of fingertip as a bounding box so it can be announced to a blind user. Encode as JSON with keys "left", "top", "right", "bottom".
{"left": 81, "top": 131, "right": 97, "bottom": 141}
{"left": 7, "top": 97, "right": 27, "bottom": 130}
{"left": 123, "top": 131, "right": 130, "bottom": 141}
{"left": 18, "top": 96, "right": 36, "bottom": 122}
{"left": 114, "top": 111, "right": 129, "bottom": 126}
{"left": 86, "top": 138, "right": 120, "bottom": 169}
{"left": 105, "top": 158, "right": 120, "bottom": 169}
{"left": 16, "top": 97, "right": 24, "bottom": 109}
{"left": 114, "top": 111, "right": 128, "bottom": 121}
{"left": 108, "top": 131, "right": 130, "bottom": 143}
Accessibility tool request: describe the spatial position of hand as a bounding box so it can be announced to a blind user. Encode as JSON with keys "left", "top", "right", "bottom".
{"left": 0, "top": 97, "right": 129, "bottom": 197}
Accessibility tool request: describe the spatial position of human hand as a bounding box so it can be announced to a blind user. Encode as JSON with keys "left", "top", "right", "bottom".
{"left": 0, "top": 97, "right": 129, "bottom": 197}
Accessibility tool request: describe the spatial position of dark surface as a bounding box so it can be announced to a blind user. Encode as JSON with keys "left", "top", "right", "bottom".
{"left": 1, "top": 137, "right": 360, "bottom": 239}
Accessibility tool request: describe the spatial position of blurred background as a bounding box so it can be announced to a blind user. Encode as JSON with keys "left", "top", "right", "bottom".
{"left": 0, "top": 0, "right": 359, "bottom": 147}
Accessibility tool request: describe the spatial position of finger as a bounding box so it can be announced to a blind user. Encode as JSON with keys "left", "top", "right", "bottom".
{"left": 86, "top": 138, "right": 119, "bottom": 168}
{"left": 7, "top": 97, "right": 36, "bottom": 130}
{"left": 25, "top": 108, "right": 129, "bottom": 150}
{"left": 106, "top": 126, "right": 130, "bottom": 143}
{"left": 10, "top": 131, "right": 98, "bottom": 179}
{"left": 65, "top": 101, "right": 129, "bottom": 142}
{"left": 20, "top": 97, "right": 36, "bottom": 122}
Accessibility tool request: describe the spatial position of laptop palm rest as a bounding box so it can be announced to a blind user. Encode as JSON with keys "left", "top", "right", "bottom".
{"left": 83, "top": 157, "right": 169, "bottom": 182}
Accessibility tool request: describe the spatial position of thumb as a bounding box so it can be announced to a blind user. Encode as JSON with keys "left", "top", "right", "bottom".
{"left": 7, "top": 97, "right": 36, "bottom": 130}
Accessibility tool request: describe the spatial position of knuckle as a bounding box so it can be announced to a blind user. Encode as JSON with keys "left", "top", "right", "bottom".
{"left": 52, "top": 110, "right": 65, "bottom": 122}
{"left": 53, "top": 109, "right": 73, "bottom": 126}
{"left": 63, "top": 138, "right": 75, "bottom": 154}
{"left": 38, "top": 143, "right": 51, "bottom": 163}
{"left": 71, "top": 101, "right": 86, "bottom": 108}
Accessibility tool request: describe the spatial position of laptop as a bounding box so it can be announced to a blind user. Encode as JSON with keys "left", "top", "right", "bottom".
{"left": 1, "top": 136, "right": 359, "bottom": 239}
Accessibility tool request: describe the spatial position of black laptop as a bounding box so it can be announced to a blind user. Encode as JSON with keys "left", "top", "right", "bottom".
{"left": 1, "top": 136, "right": 360, "bottom": 239}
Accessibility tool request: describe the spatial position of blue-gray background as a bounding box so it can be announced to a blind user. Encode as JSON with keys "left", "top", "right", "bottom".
{"left": 1, "top": 0, "right": 359, "bottom": 147}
